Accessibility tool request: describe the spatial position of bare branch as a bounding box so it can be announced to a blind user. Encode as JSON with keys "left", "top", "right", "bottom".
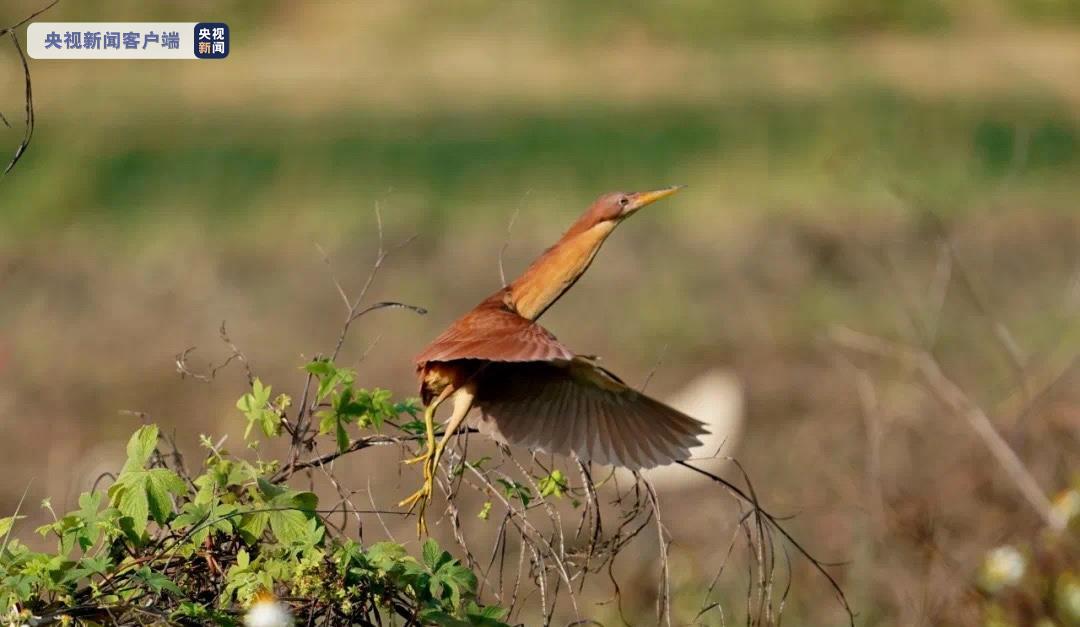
{"left": 274, "top": 430, "right": 474, "bottom": 482}
{"left": 831, "top": 325, "right": 1066, "bottom": 530}
{"left": 0, "top": 1, "right": 58, "bottom": 176}
{"left": 677, "top": 460, "right": 856, "bottom": 626}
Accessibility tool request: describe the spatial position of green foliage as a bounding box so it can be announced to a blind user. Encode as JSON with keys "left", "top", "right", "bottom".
{"left": 305, "top": 358, "right": 418, "bottom": 452}
{"left": 1, "top": 361, "right": 508, "bottom": 626}
{"left": 495, "top": 479, "right": 532, "bottom": 508}
{"left": 354, "top": 539, "right": 502, "bottom": 627}
{"left": 538, "top": 469, "right": 568, "bottom": 499}
{"left": 238, "top": 479, "right": 321, "bottom": 547}
{"left": 99, "top": 425, "right": 187, "bottom": 539}
{"left": 237, "top": 378, "right": 290, "bottom": 439}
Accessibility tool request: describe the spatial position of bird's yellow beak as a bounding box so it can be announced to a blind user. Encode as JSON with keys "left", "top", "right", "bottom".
{"left": 623, "top": 185, "right": 683, "bottom": 215}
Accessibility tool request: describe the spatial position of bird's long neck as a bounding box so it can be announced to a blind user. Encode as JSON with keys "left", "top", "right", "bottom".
{"left": 507, "top": 221, "right": 615, "bottom": 321}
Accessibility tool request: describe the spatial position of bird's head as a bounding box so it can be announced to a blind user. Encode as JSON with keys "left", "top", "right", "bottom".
{"left": 574, "top": 186, "right": 683, "bottom": 233}
{"left": 509, "top": 185, "right": 684, "bottom": 319}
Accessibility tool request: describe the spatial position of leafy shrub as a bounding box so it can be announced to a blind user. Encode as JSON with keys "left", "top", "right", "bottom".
{"left": 0, "top": 361, "right": 509, "bottom": 626}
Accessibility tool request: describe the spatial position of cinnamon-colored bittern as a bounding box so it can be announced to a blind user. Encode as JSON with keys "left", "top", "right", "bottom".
{"left": 400, "top": 186, "right": 706, "bottom": 533}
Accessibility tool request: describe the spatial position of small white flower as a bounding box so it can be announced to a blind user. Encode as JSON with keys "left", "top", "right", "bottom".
{"left": 244, "top": 596, "right": 293, "bottom": 627}
{"left": 980, "top": 545, "right": 1026, "bottom": 593}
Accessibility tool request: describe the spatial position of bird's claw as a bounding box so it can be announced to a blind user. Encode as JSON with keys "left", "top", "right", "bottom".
{"left": 397, "top": 483, "right": 429, "bottom": 510}
{"left": 398, "top": 476, "right": 433, "bottom": 536}
{"left": 399, "top": 449, "right": 438, "bottom": 536}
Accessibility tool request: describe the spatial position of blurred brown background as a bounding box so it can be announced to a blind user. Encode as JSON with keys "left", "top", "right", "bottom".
{"left": 2, "top": 1, "right": 1079, "bottom": 624}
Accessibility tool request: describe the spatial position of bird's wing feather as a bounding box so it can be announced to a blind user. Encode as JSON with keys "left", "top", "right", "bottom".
{"left": 470, "top": 359, "right": 707, "bottom": 469}
{"left": 416, "top": 298, "right": 574, "bottom": 365}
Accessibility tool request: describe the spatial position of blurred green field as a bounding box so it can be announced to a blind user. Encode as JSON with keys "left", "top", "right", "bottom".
{"left": 4, "top": 94, "right": 1080, "bottom": 236}
{"left": 2, "top": 1, "right": 1080, "bottom": 625}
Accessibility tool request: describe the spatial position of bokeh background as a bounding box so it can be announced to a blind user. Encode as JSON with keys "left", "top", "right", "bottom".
{"left": 2, "top": 1, "right": 1080, "bottom": 624}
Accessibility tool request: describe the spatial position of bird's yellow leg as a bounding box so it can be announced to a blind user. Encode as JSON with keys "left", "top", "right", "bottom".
{"left": 399, "top": 385, "right": 475, "bottom": 536}
{"left": 402, "top": 404, "right": 439, "bottom": 465}
{"left": 402, "top": 386, "right": 450, "bottom": 465}
{"left": 398, "top": 387, "right": 452, "bottom": 509}
{"left": 428, "top": 385, "right": 475, "bottom": 484}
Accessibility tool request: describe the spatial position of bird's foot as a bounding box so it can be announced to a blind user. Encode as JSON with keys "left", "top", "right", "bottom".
{"left": 402, "top": 451, "right": 430, "bottom": 465}
{"left": 398, "top": 474, "right": 433, "bottom": 536}
{"left": 397, "top": 481, "right": 430, "bottom": 510}
{"left": 398, "top": 450, "right": 439, "bottom": 536}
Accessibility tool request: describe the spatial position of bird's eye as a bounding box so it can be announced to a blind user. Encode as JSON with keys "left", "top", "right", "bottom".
{"left": 618, "top": 196, "right": 630, "bottom": 207}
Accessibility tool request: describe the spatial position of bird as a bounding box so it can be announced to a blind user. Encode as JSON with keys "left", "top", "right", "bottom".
{"left": 400, "top": 186, "right": 707, "bottom": 533}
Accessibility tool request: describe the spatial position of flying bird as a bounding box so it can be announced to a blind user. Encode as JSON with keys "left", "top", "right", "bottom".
{"left": 401, "top": 187, "right": 707, "bottom": 532}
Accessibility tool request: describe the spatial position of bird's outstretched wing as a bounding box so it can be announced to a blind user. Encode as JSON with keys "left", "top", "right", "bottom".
{"left": 470, "top": 358, "right": 707, "bottom": 469}
{"left": 415, "top": 296, "right": 574, "bottom": 366}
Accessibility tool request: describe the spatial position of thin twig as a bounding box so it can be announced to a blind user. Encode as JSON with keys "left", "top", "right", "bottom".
{"left": 498, "top": 191, "right": 529, "bottom": 288}
{"left": 327, "top": 207, "right": 423, "bottom": 363}
{"left": 0, "top": 0, "right": 59, "bottom": 176}
{"left": 642, "top": 478, "right": 671, "bottom": 627}
{"left": 676, "top": 460, "right": 855, "bottom": 627}
{"left": 830, "top": 325, "right": 1066, "bottom": 530}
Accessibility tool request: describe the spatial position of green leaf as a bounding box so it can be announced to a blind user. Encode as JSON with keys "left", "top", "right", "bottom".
{"left": 495, "top": 479, "right": 532, "bottom": 508}
{"left": 419, "top": 610, "right": 470, "bottom": 627}
{"left": 240, "top": 481, "right": 320, "bottom": 546}
{"left": 303, "top": 359, "right": 336, "bottom": 379}
{"left": 400, "top": 419, "right": 427, "bottom": 434}
{"left": 77, "top": 491, "right": 102, "bottom": 520}
{"left": 252, "top": 378, "right": 271, "bottom": 406}
{"left": 174, "top": 500, "right": 237, "bottom": 545}
{"left": 268, "top": 504, "right": 316, "bottom": 546}
{"left": 255, "top": 477, "right": 288, "bottom": 500}
{"left": 145, "top": 469, "right": 185, "bottom": 524}
{"left": 108, "top": 429, "right": 185, "bottom": 537}
{"left": 172, "top": 501, "right": 211, "bottom": 541}
{"left": 134, "top": 566, "right": 183, "bottom": 595}
{"left": 304, "top": 359, "right": 356, "bottom": 402}
{"left": 39, "top": 492, "right": 115, "bottom": 557}
{"left": 317, "top": 410, "right": 336, "bottom": 436}
{"left": 367, "top": 541, "right": 409, "bottom": 571}
{"left": 422, "top": 538, "right": 440, "bottom": 570}
{"left": 222, "top": 547, "right": 262, "bottom": 606}
{"left": 395, "top": 398, "right": 422, "bottom": 418}
{"left": 60, "top": 555, "right": 112, "bottom": 585}
{"left": 121, "top": 425, "right": 159, "bottom": 474}
{"left": 0, "top": 515, "right": 24, "bottom": 539}
{"left": 113, "top": 478, "right": 149, "bottom": 537}
{"left": 468, "top": 603, "right": 508, "bottom": 621}
{"left": 172, "top": 602, "right": 210, "bottom": 622}
{"left": 437, "top": 561, "right": 478, "bottom": 609}
{"left": 237, "top": 378, "right": 278, "bottom": 439}
{"left": 477, "top": 501, "right": 492, "bottom": 521}
{"left": 238, "top": 510, "right": 268, "bottom": 543}
{"left": 336, "top": 420, "right": 350, "bottom": 453}
{"left": 538, "top": 469, "right": 568, "bottom": 498}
